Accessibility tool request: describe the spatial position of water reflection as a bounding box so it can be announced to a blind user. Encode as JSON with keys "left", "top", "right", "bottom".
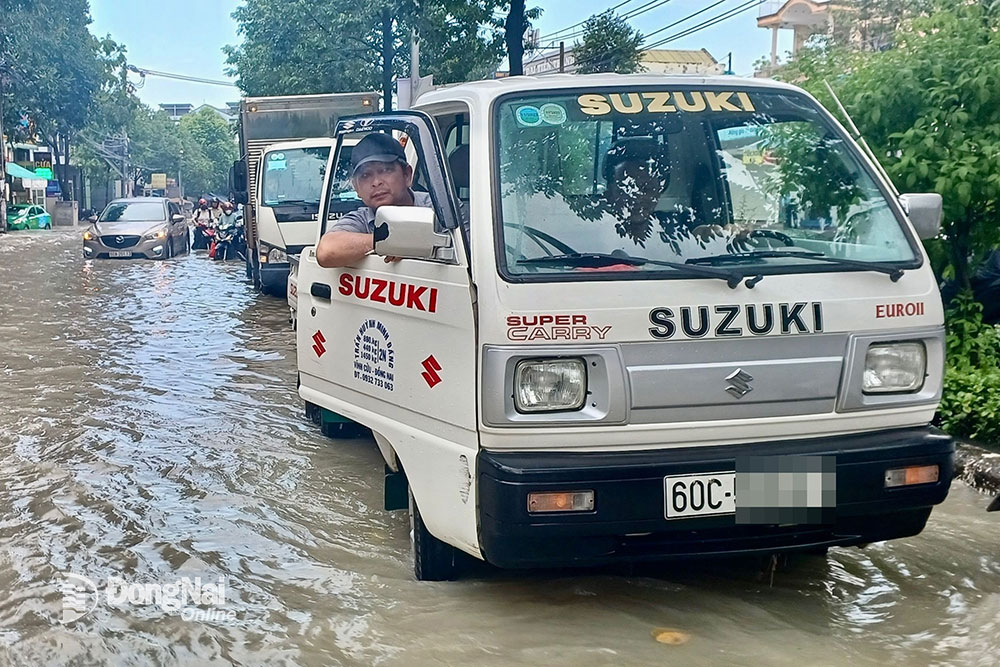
{"left": 0, "top": 231, "right": 996, "bottom": 665}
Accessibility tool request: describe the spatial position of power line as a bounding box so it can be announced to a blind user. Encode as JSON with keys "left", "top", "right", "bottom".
{"left": 640, "top": 0, "right": 730, "bottom": 41}
{"left": 127, "top": 65, "right": 238, "bottom": 88}
{"left": 537, "top": 0, "right": 674, "bottom": 47}
{"left": 538, "top": 0, "right": 761, "bottom": 76}
{"left": 645, "top": 0, "right": 763, "bottom": 49}
{"left": 537, "top": 0, "right": 639, "bottom": 42}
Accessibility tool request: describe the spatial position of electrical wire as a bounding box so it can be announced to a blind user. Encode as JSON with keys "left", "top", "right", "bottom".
{"left": 644, "top": 0, "right": 763, "bottom": 49}
{"left": 537, "top": 0, "right": 640, "bottom": 42}
{"left": 537, "top": 0, "right": 761, "bottom": 76}
{"left": 127, "top": 65, "right": 238, "bottom": 88}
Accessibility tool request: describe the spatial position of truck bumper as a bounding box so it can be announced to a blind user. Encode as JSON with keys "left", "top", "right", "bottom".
{"left": 477, "top": 427, "right": 954, "bottom": 569}
{"left": 259, "top": 262, "right": 289, "bottom": 294}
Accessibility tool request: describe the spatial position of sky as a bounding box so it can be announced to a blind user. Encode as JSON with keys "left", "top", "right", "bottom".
{"left": 88, "top": 0, "right": 794, "bottom": 110}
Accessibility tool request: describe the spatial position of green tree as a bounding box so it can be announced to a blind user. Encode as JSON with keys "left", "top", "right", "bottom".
{"left": 572, "top": 10, "right": 644, "bottom": 75}
{"left": 178, "top": 108, "right": 237, "bottom": 196}
{"left": 1, "top": 0, "right": 106, "bottom": 199}
{"left": 779, "top": 2, "right": 1000, "bottom": 290}
{"left": 225, "top": 0, "right": 518, "bottom": 102}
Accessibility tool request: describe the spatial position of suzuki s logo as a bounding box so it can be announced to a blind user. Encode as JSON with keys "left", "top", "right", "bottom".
{"left": 725, "top": 368, "right": 754, "bottom": 399}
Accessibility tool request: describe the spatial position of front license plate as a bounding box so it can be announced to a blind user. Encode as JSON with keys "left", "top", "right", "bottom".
{"left": 108, "top": 250, "right": 132, "bottom": 258}
{"left": 665, "top": 472, "right": 736, "bottom": 519}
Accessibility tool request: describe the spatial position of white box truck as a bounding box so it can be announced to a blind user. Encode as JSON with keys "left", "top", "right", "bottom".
{"left": 232, "top": 92, "right": 376, "bottom": 295}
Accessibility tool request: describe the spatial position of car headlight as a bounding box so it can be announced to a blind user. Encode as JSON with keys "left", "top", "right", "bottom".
{"left": 83, "top": 230, "right": 95, "bottom": 241}
{"left": 514, "top": 358, "right": 587, "bottom": 413}
{"left": 863, "top": 342, "right": 926, "bottom": 393}
{"left": 144, "top": 228, "right": 168, "bottom": 241}
{"left": 267, "top": 246, "right": 288, "bottom": 264}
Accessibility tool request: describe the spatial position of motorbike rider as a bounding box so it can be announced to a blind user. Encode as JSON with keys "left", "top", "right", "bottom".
{"left": 192, "top": 198, "right": 214, "bottom": 249}
{"left": 218, "top": 201, "right": 239, "bottom": 228}
{"left": 210, "top": 197, "right": 224, "bottom": 223}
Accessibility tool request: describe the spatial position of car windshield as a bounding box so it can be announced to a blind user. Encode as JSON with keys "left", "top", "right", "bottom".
{"left": 495, "top": 88, "right": 918, "bottom": 279}
{"left": 262, "top": 147, "right": 330, "bottom": 208}
{"left": 100, "top": 202, "right": 165, "bottom": 222}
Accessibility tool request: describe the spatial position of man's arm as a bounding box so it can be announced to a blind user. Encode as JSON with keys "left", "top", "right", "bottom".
{"left": 316, "top": 230, "right": 374, "bottom": 268}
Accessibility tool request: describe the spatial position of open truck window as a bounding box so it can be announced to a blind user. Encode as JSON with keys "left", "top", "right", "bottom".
{"left": 495, "top": 89, "right": 920, "bottom": 280}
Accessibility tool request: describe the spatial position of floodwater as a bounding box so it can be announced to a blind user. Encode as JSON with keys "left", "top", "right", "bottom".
{"left": 0, "top": 230, "right": 997, "bottom": 666}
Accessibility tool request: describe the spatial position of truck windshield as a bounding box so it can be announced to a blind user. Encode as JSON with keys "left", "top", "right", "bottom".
{"left": 495, "top": 88, "right": 919, "bottom": 280}
{"left": 261, "top": 147, "right": 330, "bottom": 209}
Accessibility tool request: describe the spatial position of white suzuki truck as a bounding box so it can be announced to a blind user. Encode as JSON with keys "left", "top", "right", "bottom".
{"left": 296, "top": 74, "right": 953, "bottom": 580}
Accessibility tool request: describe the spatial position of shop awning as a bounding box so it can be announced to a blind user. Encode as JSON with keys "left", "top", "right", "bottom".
{"left": 5, "top": 162, "right": 48, "bottom": 189}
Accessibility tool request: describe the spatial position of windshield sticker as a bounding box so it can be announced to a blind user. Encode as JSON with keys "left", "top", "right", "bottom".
{"left": 648, "top": 303, "right": 824, "bottom": 339}
{"left": 515, "top": 105, "right": 542, "bottom": 127}
{"left": 578, "top": 91, "right": 756, "bottom": 116}
{"left": 266, "top": 154, "right": 287, "bottom": 171}
{"left": 354, "top": 319, "right": 395, "bottom": 392}
{"left": 539, "top": 103, "right": 568, "bottom": 125}
{"left": 506, "top": 314, "right": 612, "bottom": 341}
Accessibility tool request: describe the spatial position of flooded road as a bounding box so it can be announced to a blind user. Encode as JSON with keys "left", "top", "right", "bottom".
{"left": 0, "top": 230, "right": 997, "bottom": 666}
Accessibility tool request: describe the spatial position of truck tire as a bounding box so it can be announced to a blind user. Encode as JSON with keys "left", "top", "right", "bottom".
{"left": 409, "top": 489, "right": 457, "bottom": 581}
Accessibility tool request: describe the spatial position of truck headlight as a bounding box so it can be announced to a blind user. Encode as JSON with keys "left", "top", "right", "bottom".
{"left": 267, "top": 247, "right": 288, "bottom": 264}
{"left": 863, "top": 342, "right": 926, "bottom": 393}
{"left": 514, "top": 359, "right": 586, "bottom": 413}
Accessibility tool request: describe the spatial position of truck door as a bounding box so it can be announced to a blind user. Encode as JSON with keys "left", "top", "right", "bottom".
{"left": 297, "top": 113, "right": 478, "bottom": 547}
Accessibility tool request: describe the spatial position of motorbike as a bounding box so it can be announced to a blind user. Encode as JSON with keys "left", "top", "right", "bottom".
{"left": 212, "top": 216, "right": 246, "bottom": 261}
{"left": 192, "top": 214, "right": 215, "bottom": 250}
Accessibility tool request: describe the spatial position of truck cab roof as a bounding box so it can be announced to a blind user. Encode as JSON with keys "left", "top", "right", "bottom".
{"left": 413, "top": 73, "right": 801, "bottom": 110}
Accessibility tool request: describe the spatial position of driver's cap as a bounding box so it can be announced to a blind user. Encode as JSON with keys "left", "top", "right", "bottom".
{"left": 351, "top": 133, "right": 407, "bottom": 176}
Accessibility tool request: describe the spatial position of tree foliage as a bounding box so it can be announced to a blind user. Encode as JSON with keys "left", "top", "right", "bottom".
{"left": 177, "top": 109, "right": 238, "bottom": 196}
{"left": 224, "top": 0, "right": 526, "bottom": 99}
{"left": 779, "top": 1, "right": 1000, "bottom": 289}
{"left": 572, "top": 10, "right": 644, "bottom": 75}
{"left": 1, "top": 0, "right": 110, "bottom": 199}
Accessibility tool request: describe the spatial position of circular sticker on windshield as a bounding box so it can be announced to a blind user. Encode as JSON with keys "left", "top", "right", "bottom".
{"left": 539, "top": 103, "right": 567, "bottom": 125}
{"left": 515, "top": 105, "right": 542, "bottom": 127}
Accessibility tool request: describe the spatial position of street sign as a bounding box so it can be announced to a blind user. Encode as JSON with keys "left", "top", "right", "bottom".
{"left": 151, "top": 173, "right": 167, "bottom": 189}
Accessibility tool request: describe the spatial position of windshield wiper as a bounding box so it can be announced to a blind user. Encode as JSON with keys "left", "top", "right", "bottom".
{"left": 518, "top": 252, "right": 751, "bottom": 288}
{"left": 686, "top": 250, "right": 906, "bottom": 282}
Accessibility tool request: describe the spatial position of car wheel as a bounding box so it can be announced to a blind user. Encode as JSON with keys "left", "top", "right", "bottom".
{"left": 409, "top": 489, "right": 457, "bottom": 581}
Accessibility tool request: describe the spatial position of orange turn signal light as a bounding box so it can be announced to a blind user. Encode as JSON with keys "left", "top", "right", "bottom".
{"left": 527, "top": 490, "right": 594, "bottom": 513}
{"left": 885, "top": 464, "right": 939, "bottom": 488}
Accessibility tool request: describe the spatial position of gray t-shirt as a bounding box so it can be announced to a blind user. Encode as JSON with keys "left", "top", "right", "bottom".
{"left": 329, "top": 191, "right": 434, "bottom": 234}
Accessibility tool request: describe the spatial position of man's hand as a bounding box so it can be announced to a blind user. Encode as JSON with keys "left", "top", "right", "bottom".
{"left": 316, "top": 230, "right": 403, "bottom": 267}
{"left": 316, "top": 230, "right": 377, "bottom": 268}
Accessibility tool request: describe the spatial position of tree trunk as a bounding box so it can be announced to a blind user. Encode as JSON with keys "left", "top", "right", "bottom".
{"left": 506, "top": 0, "right": 526, "bottom": 76}
{"left": 382, "top": 7, "right": 393, "bottom": 112}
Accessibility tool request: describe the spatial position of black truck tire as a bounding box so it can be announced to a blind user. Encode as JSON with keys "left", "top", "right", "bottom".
{"left": 409, "top": 489, "right": 457, "bottom": 581}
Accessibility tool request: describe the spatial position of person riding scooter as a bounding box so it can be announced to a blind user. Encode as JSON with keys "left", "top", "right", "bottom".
{"left": 192, "top": 198, "right": 214, "bottom": 250}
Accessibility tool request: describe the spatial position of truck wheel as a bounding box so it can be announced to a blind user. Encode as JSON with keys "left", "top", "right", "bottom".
{"left": 409, "top": 489, "right": 457, "bottom": 581}
{"left": 321, "top": 420, "right": 363, "bottom": 438}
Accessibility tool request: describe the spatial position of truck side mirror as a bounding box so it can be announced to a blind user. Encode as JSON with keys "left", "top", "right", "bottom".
{"left": 230, "top": 159, "right": 248, "bottom": 203}
{"left": 899, "top": 193, "right": 942, "bottom": 240}
{"left": 373, "top": 205, "right": 454, "bottom": 261}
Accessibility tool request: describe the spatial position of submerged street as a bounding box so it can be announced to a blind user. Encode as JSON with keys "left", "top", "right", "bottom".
{"left": 0, "top": 231, "right": 997, "bottom": 666}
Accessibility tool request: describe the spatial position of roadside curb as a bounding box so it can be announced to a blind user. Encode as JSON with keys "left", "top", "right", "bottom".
{"left": 955, "top": 441, "right": 1000, "bottom": 496}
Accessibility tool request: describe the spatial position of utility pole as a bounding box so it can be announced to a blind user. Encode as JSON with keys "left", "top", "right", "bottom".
{"left": 178, "top": 148, "right": 184, "bottom": 199}
{"left": 559, "top": 42, "right": 565, "bottom": 73}
{"left": 410, "top": 28, "right": 420, "bottom": 83}
{"left": 381, "top": 7, "right": 393, "bottom": 111}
